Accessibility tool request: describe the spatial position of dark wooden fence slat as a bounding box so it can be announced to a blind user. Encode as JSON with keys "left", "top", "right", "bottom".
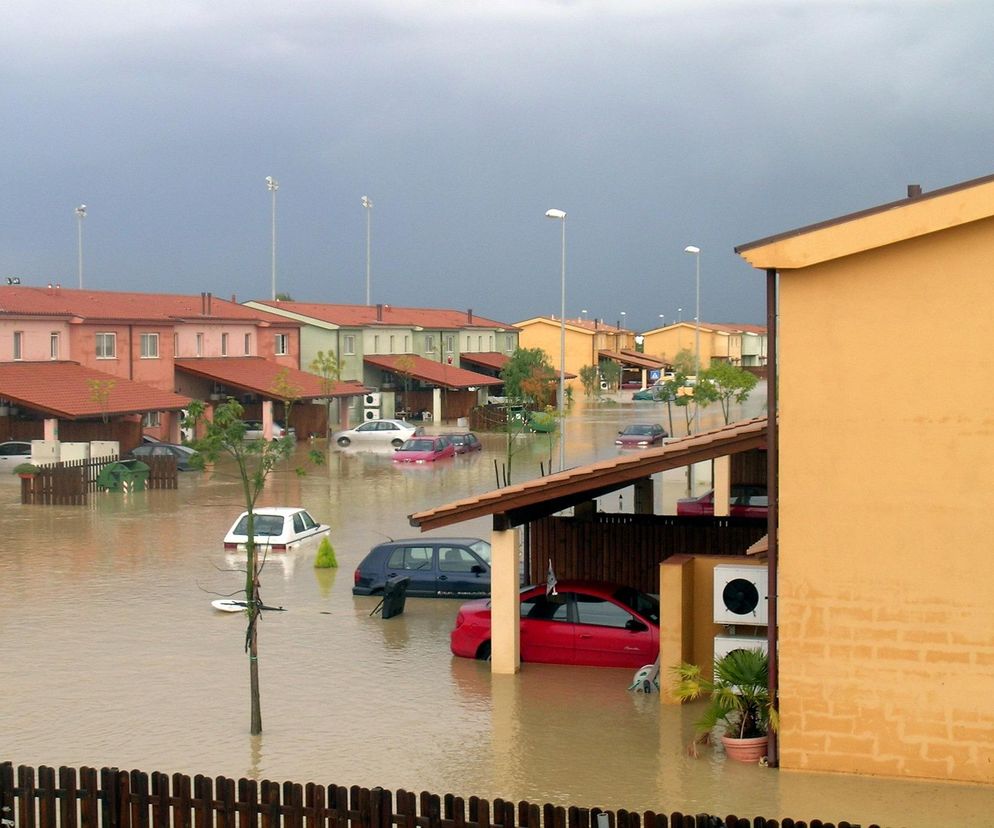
{"left": 58, "top": 766, "right": 78, "bottom": 828}
{"left": 18, "top": 763, "right": 37, "bottom": 828}
{"left": 37, "top": 766, "right": 57, "bottom": 828}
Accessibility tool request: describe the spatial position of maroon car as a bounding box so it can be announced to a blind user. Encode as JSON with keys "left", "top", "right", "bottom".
{"left": 450, "top": 580, "right": 660, "bottom": 668}
{"left": 441, "top": 432, "right": 483, "bottom": 454}
{"left": 615, "top": 423, "right": 667, "bottom": 447}
{"left": 676, "top": 485, "right": 768, "bottom": 518}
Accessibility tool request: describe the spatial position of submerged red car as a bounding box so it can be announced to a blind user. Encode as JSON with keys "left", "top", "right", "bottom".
{"left": 392, "top": 435, "right": 456, "bottom": 463}
{"left": 450, "top": 580, "right": 660, "bottom": 668}
{"left": 676, "top": 485, "right": 768, "bottom": 518}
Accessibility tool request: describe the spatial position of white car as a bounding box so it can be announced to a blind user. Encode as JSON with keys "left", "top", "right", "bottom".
{"left": 242, "top": 420, "right": 296, "bottom": 441}
{"left": 223, "top": 507, "right": 330, "bottom": 552}
{"left": 333, "top": 419, "right": 422, "bottom": 448}
{"left": 0, "top": 440, "right": 32, "bottom": 474}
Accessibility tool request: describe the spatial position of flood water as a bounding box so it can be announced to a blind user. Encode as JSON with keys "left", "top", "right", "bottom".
{"left": 2, "top": 386, "right": 989, "bottom": 828}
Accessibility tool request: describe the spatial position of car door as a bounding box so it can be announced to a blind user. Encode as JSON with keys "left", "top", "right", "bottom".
{"left": 0, "top": 442, "right": 31, "bottom": 471}
{"left": 572, "top": 592, "right": 658, "bottom": 668}
{"left": 435, "top": 544, "right": 490, "bottom": 597}
{"left": 383, "top": 544, "right": 436, "bottom": 595}
{"left": 518, "top": 591, "right": 575, "bottom": 663}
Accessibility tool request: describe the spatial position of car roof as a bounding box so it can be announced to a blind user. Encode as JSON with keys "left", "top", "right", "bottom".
{"left": 234, "top": 507, "right": 310, "bottom": 518}
{"left": 375, "top": 537, "right": 486, "bottom": 547}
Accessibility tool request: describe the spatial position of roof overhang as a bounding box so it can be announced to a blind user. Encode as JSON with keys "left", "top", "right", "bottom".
{"left": 409, "top": 416, "right": 768, "bottom": 531}
{"left": 175, "top": 357, "right": 366, "bottom": 400}
{"left": 363, "top": 354, "right": 503, "bottom": 389}
{"left": 599, "top": 349, "right": 667, "bottom": 370}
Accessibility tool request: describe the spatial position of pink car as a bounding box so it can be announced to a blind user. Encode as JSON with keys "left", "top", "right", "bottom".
{"left": 676, "top": 485, "right": 768, "bottom": 518}
{"left": 392, "top": 435, "right": 456, "bottom": 463}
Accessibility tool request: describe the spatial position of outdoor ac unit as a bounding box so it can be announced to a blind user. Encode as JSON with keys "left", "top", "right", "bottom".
{"left": 363, "top": 408, "right": 381, "bottom": 421}
{"left": 600, "top": 381, "right": 609, "bottom": 390}
{"left": 713, "top": 564, "right": 768, "bottom": 626}
{"left": 713, "top": 633, "right": 769, "bottom": 661}
{"left": 364, "top": 392, "right": 381, "bottom": 407}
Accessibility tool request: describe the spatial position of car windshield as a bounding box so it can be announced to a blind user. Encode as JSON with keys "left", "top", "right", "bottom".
{"left": 623, "top": 425, "right": 653, "bottom": 435}
{"left": 612, "top": 585, "right": 660, "bottom": 624}
{"left": 469, "top": 539, "right": 492, "bottom": 564}
{"left": 233, "top": 514, "right": 284, "bottom": 537}
{"left": 401, "top": 439, "right": 435, "bottom": 451}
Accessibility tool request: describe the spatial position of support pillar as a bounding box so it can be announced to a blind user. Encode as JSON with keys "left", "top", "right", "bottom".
{"left": 713, "top": 454, "right": 731, "bottom": 516}
{"left": 262, "top": 399, "right": 274, "bottom": 440}
{"left": 43, "top": 418, "right": 59, "bottom": 441}
{"left": 432, "top": 387, "right": 442, "bottom": 424}
{"left": 490, "top": 524, "right": 521, "bottom": 674}
{"left": 633, "top": 477, "right": 654, "bottom": 515}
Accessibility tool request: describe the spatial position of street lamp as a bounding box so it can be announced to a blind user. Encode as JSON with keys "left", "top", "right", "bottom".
{"left": 658, "top": 313, "right": 665, "bottom": 328}
{"left": 74, "top": 204, "right": 86, "bottom": 288}
{"left": 361, "top": 196, "right": 373, "bottom": 305}
{"left": 684, "top": 245, "right": 701, "bottom": 432}
{"left": 265, "top": 177, "right": 279, "bottom": 300}
{"left": 677, "top": 307, "right": 682, "bottom": 322}
{"left": 545, "top": 208, "right": 567, "bottom": 472}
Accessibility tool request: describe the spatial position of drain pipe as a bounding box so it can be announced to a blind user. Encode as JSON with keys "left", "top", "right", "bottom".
{"left": 766, "top": 266, "right": 779, "bottom": 768}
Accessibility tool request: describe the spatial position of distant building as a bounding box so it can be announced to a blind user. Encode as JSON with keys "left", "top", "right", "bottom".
{"left": 640, "top": 322, "right": 767, "bottom": 370}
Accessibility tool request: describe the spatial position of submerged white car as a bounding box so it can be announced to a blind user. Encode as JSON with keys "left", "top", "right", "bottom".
{"left": 332, "top": 419, "right": 422, "bottom": 448}
{"left": 222, "top": 507, "right": 330, "bottom": 551}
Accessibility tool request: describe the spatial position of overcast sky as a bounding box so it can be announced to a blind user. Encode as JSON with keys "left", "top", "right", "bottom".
{"left": 3, "top": 1, "right": 993, "bottom": 331}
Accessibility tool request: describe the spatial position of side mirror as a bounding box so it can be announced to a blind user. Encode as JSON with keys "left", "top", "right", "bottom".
{"left": 471, "top": 564, "right": 485, "bottom": 575}
{"left": 625, "top": 618, "right": 648, "bottom": 633}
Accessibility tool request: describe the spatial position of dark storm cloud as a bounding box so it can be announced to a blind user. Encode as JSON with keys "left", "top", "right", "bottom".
{"left": 3, "top": 1, "right": 993, "bottom": 331}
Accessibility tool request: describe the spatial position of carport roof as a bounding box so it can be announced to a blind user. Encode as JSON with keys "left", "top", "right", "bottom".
{"left": 409, "top": 416, "right": 768, "bottom": 531}
{"left": 0, "top": 361, "right": 191, "bottom": 419}
{"left": 599, "top": 349, "right": 668, "bottom": 370}
{"left": 363, "top": 354, "right": 503, "bottom": 389}
{"left": 460, "top": 351, "right": 510, "bottom": 372}
{"left": 175, "top": 357, "right": 367, "bottom": 400}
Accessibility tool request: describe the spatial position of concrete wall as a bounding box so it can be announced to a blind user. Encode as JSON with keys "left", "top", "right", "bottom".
{"left": 777, "top": 216, "right": 994, "bottom": 783}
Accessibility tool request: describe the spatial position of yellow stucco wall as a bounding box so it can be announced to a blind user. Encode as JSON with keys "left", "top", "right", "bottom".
{"left": 516, "top": 320, "right": 604, "bottom": 390}
{"left": 776, "top": 216, "right": 994, "bottom": 783}
{"left": 641, "top": 325, "right": 731, "bottom": 370}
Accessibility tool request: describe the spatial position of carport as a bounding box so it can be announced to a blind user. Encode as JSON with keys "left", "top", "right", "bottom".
{"left": 409, "top": 416, "right": 768, "bottom": 674}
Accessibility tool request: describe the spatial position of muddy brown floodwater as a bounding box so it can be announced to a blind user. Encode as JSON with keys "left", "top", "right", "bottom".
{"left": 2, "top": 387, "right": 989, "bottom": 827}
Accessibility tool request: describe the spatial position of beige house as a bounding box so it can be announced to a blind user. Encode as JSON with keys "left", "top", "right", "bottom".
{"left": 640, "top": 322, "right": 767, "bottom": 369}
{"left": 737, "top": 175, "right": 994, "bottom": 784}
{"left": 515, "top": 316, "right": 633, "bottom": 391}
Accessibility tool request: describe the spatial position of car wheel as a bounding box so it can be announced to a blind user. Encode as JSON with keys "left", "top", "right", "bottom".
{"left": 391, "top": 438, "right": 404, "bottom": 447}
{"left": 337, "top": 437, "right": 351, "bottom": 447}
{"left": 476, "top": 641, "right": 492, "bottom": 661}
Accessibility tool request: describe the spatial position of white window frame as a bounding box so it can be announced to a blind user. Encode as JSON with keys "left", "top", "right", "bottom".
{"left": 13, "top": 331, "right": 23, "bottom": 360}
{"left": 275, "top": 333, "right": 289, "bottom": 356}
{"left": 344, "top": 335, "right": 356, "bottom": 355}
{"left": 143, "top": 411, "right": 161, "bottom": 427}
{"left": 373, "top": 335, "right": 380, "bottom": 354}
{"left": 195, "top": 333, "right": 204, "bottom": 357}
{"left": 173, "top": 333, "right": 179, "bottom": 356}
{"left": 95, "top": 332, "right": 117, "bottom": 359}
{"left": 50, "top": 332, "right": 59, "bottom": 360}
{"left": 140, "top": 332, "right": 159, "bottom": 359}
{"left": 445, "top": 335, "right": 455, "bottom": 354}
{"left": 221, "top": 332, "right": 229, "bottom": 356}
{"left": 425, "top": 335, "right": 436, "bottom": 353}
{"left": 244, "top": 333, "right": 251, "bottom": 355}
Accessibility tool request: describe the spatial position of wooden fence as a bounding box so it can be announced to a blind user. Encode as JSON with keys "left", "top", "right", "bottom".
{"left": 0, "top": 764, "right": 875, "bottom": 828}
{"left": 19, "top": 454, "right": 178, "bottom": 506}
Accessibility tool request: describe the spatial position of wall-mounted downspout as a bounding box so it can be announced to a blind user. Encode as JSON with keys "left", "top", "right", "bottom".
{"left": 766, "top": 266, "right": 779, "bottom": 768}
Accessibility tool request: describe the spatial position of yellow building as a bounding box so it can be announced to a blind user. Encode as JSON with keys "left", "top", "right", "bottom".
{"left": 640, "top": 322, "right": 767, "bottom": 369}
{"left": 515, "top": 316, "right": 633, "bottom": 390}
{"left": 737, "top": 175, "right": 994, "bottom": 783}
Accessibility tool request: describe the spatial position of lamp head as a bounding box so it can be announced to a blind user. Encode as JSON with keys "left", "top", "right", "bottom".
{"left": 684, "top": 245, "right": 700, "bottom": 254}
{"left": 75, "top": 205, "right": 86, "bottom": 217}
{"left": 545, "top": 209, "right": 566, "bottom": 220}
{"left": 266, "top": 176, "right": 279, "bottom": 191}
{"left": 361, "top": 196, "right": 372, "bottom": 209}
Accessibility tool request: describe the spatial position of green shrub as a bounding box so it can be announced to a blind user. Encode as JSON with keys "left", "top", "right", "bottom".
{"left": 314, "top": 536, "right": 338, "bottom": 568}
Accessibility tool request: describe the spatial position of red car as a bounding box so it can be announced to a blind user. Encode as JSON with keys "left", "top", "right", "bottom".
{"left": 450, "top": 580, "right": 660, "bottom": 668}
{"left": 615, "top": 423, "right": 668, "bottom": 447}
{"left": 392, "top": 435, "right": 456, "bottom": 463}
{"left": 676, "top": 485, "right": 768, "bottom": 518}
{"left": 440, "top": 432, "right": 483, "bottom": 454}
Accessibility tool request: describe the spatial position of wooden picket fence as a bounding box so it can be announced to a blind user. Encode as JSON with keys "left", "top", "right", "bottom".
{"left": 0, "top": 764, "right": 876, "bottom": 828}
{"left": 19, "top": 455, "right": 178, "bottom": 506}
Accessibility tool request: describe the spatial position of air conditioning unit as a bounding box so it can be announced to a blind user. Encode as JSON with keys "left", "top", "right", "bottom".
{"left": 713, "top": 564, "right": 768, "bottom": 626}
{"left": 600, "top": 381, "right": 609, "bottom": 390}
{"left": 713, "top": 633, "right": 769, "bottom": 661}
{"left": 364, "top": 392, "right": 381, "bottom": 407}
{"left": 363, "top": 408, "right": 381, "bottom": 421}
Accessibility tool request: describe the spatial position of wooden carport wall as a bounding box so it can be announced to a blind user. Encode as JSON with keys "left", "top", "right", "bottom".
{"left": 408, "top": 417, "right": 768, "bottom": 675}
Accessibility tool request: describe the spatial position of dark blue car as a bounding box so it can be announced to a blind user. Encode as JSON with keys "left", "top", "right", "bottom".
{"left": 352, "top": 537, "right": 492, "bottom": 598}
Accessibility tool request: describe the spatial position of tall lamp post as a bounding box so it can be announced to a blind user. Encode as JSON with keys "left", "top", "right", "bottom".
{"left": 74, "top": 204, "right": 86, "bottom": 288}
{"left": 361, "top": 196, "right": 373, "bottom": 305}
{"left": 265, "top": 177, "right": 279, "bottom": 300}
{"left": 545, "top": 208, "right": 567, "bottom": 472}
{"left": 684, "top": 245, "right": 701, "bottom": 431}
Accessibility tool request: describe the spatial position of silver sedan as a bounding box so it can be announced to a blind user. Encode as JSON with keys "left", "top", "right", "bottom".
{"left": 332, "top": 419, "right": 422, "bottom": 448}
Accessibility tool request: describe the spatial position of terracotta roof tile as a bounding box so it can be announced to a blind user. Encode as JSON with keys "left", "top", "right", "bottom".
{"left": 0, "top": 361, "right": 191, "bottom": 419}
{"left": 175, "top": 358, "right": 366, "bottom": 399}
{"left": 363, "top": 354, "right": 502, "bottom": 389}
{"left": 460, "top": 352, "right": 510, "bottom": 371}
{"left": 251, "top": 300, "right": 515, "bottom": 330}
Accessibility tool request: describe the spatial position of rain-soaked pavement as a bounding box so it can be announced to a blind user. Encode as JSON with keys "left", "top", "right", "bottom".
{"left": 2, "top": 386, "right": 990, "bottom": 827}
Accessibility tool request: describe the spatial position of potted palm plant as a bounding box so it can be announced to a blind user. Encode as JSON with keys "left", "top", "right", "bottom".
{"left": 671, "top": 647, "right": 777, "bottom": 763}
{"left": 12, "top": 461, "right": 39, "bottom": 479}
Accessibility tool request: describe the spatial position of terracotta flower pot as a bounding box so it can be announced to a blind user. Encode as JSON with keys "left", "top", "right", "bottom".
{"left": 721, "top": 734, "right": 768, "bottom": 763}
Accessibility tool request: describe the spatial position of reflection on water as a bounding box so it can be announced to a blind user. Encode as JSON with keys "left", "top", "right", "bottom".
{"left": 2, "top": 387, "right": 990, "bottom": 826}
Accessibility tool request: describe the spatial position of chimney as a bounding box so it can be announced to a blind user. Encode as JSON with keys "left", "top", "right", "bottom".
{"left": 200, "top": 292, "right": 206, "bottom": 315}
{"left": 207, "top": 292, "right": 213, "bottom": 315}
{"left": 231, "top": 294, "right": 237, "bottom": 303}
{"left": 376, "top": 303, "right": 383, "bottom": 322}
{"left": 907, "top": 184, "right": 922, "bottom": 198}
{"left": 467, "top": 308, "right": 474, "bottom": 324}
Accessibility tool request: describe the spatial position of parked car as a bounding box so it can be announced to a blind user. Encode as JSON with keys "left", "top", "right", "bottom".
{"left": 129, "top": 442, "right": 200, "bottom": 471}
{"left": 676, "top": 484, "right": 768, "bottom": 518}
{"left": 393, "top": 435, "right": 456, "bottom": 463}
{"left": 450, "top": 580, "right": 660, "bottom": 668}
{"left": 615, "top": 423, "right": 668, "bottom": 447}
{"left": 0, "top": 440, "right": 32, "bottom": 473}
{"left": 223, "top": 507, "right": 330, "bottom": 551}
{"left": 333, "top": 419, "right": 422, "bottom": 448}
{"left": 441, "top": 432, "right": 482, "bottom": 454}
{"left": 242, "top": 420, "right": 295, "bottom": 441}
{"left": 352, "top": 537, "right": 492, "bottom": 597}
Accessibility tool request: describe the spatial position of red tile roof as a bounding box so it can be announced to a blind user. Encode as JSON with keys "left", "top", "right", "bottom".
{"left": 250, "top": 300, "right": 516, "bottom": 330}
{"left": 600, "top": 349, "right": 667, "bottom": 370}
{"left": 0, "top": 286, "right": 295, "bottom": 325}
{"left": 175, "top": 358, "right": 366, "bottom": 400}
{"left": 460, "top": 352, "right": 510, "bottom": 371}
{"left": 409, "top": 416, "right": 769, "bottom": 531}
{"left": 517, "top": 316, "right": 627, "bottom": 333}
{"left": 0, "top": 361, "right": 191, "bottom": 419}
{"left": 363, "top": 354, "right": 503, "bottom": 389}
